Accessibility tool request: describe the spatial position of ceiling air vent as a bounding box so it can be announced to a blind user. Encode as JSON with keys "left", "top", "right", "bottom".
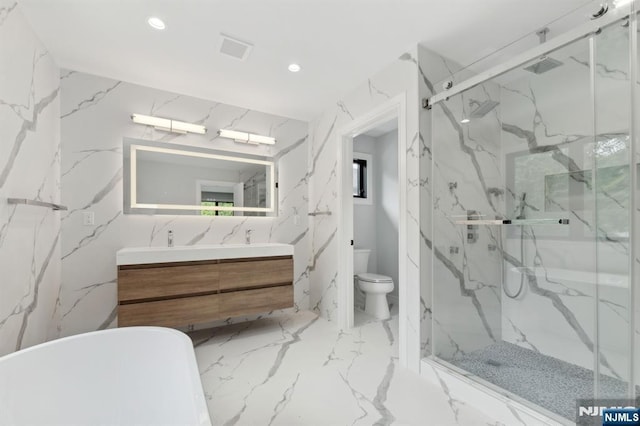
{"left": 219, "top": 34, "right": 253, "bottom": 61}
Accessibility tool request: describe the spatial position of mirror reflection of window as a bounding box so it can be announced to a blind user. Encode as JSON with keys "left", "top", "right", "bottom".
{"left": 353, "top": 159, "right": 367, "bottom": 198}
{"left": 197, "top": 181, "right": 244, "bottom": 216}
{"left": 200, "top": 191, "right": 234, "bottom": 216}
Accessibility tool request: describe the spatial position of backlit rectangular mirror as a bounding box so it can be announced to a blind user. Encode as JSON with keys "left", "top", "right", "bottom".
{"left": 123, "top": 138, "right": 276, "bottom": 216}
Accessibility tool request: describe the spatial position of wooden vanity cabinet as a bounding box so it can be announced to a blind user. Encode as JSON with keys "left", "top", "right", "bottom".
{"left": 117, "top": 255, "right": 293, "bottom": 327}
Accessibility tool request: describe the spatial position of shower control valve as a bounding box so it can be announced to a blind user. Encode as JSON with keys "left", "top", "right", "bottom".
{"left": 466, "top": 209, "right": 479, "bottom": 244}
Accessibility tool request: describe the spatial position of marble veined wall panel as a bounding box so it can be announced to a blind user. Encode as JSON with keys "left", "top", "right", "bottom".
{"left": 0, "top": 0, "right": 61, "bottom": 355}
{"left": 58, "top": 71, "right": 309, "bottom": 337}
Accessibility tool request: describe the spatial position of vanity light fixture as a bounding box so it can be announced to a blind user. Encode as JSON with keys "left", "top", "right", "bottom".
{"left": 131, "top": 114, "right": 207, "bottom": 135}
{"left": 218, "top": 129, "right": 276, "bottom": 145}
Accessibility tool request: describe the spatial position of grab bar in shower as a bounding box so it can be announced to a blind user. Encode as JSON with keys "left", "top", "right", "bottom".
{"left": 454, "top": 218, "right": 569, "bottom": 226}
{"left": 7, "top": 198, "right": 68, "bottom": 211}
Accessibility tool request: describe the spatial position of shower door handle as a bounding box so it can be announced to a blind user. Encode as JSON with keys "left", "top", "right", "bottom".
{"left": 455, "top": 219, "right": 505, "bottom": 225}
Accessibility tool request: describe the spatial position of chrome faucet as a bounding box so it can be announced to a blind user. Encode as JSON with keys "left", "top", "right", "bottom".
{"left": 168, "top": 230, "right": 174, "bottom": 247}
{"left": 245, "top": 229, "right": 252, "bottom": 245}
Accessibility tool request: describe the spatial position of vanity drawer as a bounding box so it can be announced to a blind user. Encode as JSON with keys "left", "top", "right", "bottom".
{"left": 118, "top": 261, "right": 220, "bottom": 302}
{"left": 218, "top": 285, "right": 293, "bottom": 318}
{"left": 118, "top": 293, "right": 220, "bottom": 327}
{"left": 218, "top": 257, "right": 293, "bottom": 291}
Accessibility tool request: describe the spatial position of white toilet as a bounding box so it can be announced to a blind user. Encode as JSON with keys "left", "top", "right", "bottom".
{"left": 354, "top": 249, "right": 394, "bottom": 320}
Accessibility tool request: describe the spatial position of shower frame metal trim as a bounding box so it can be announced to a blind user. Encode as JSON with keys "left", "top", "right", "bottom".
{"left": 628, "top": 7, "right": 638, "bottom": 400}
{"left": 425, "top": 4, "right": 632, "bottom": 107}
{"left": 589, "top": 31, "right": 601, "bottom": 401}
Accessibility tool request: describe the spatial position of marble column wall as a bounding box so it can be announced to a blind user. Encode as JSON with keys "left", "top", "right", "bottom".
{"left": 0, "top": 0, "right": 61, "bottom": 356}
{"left": 307, "top": 47, "right": 423, "bottom": 368}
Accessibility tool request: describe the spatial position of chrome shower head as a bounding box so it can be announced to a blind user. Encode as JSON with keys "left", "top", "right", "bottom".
{"left": 469, "top": 100, "right": 500, "bottom": 118}
{"left": 523, "top": 56, "right": 564, "bottom": 74}
{"left": 522, "top": 28, "right": 564, "bottom": 74}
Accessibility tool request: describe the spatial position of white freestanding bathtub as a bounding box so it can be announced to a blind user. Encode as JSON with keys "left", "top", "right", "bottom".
{"left": 0, "top": 327, "right": 212, "bottom": 426}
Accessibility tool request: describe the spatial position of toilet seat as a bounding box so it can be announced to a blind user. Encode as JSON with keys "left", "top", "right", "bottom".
{"left": 356, "top": 272, "right": 393, "bottom": 283}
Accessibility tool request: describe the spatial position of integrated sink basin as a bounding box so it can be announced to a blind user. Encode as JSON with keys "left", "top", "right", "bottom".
{"left": 116, "top": 243, "right": 294, "bottom": 265}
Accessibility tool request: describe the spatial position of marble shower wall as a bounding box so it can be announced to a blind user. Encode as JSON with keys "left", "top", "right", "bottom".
{"left": 429, "top": 71, "right": 504, "bottom": 361}
{"left": 426, "top": 21, "right": 638, "bottom": 389}
{"left": 0, "top": 0, "right": 61, "bottom": 356}
{"left": 417, "top": 46, "right": 435, "bottom": 358}
{"left": 498, "top": 39, "right": 602, "bottom": 374}
{"left": 58, "top": 71, "right": 309, "bottom": 337}
{"left": 499, "top": 24, "right": 634, "bottom": 383}
{"left": 416, "top": 45, "right": 502, "bottom": 358}
{"left": 307, "top": 47, "right": 423, "bottom": 367}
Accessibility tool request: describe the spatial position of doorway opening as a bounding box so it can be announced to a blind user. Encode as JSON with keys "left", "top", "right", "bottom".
{"left": 336, "top": 94, "right": 408, "bottom": 366}
{"left": 352, "top": 121, "right": 399, "bottom": 330}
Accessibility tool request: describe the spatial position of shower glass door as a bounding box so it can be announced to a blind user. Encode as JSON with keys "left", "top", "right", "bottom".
{"left": 594, "top": 20, "right": 633, "bottom": 400}
{"left": 431, "top": 15, "right": 635, "bottom": 422}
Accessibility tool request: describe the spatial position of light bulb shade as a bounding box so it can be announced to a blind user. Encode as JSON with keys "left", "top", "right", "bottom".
{"left": 218, "top": 129, "right": 275, "bottom": 145}
{"left": 132, "top": 114, "right": 171, "bottom": 129}
{"left": 249, "top": 134, "right": 276, "bottom": 145}
{"left": 171, "top": 120, "right": 207, "bottom": 134}
{"left": 218, "top": 129, "right": 249, "bottom": 142}
{"left": 131, "top": 114, "right": 206, "bottom": 135}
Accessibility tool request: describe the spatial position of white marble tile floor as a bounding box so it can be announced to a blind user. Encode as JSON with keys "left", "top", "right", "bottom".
{"left": 191, "top": 310, "right": 499, "bottom": 426}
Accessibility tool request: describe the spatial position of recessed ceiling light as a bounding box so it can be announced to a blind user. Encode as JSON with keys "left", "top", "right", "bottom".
{"left": 148, "top": 17, "right": 166, "bottom": 30}
{"left": 460, "top": 118, "right": 470, "bottom": 124}
{"left": 288, "top": 63, "right": 301, "bottom": 73}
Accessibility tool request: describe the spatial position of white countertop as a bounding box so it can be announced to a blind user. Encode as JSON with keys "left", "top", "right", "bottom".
{"left": 116, "top": 243, "right": 294, "bottom": 265}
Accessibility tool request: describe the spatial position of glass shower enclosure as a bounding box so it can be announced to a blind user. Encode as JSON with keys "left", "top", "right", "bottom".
{"left": 430, "top": 8, "right": 638, "bottom": 423}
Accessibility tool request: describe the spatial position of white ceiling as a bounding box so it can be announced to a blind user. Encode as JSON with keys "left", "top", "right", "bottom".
{"left": 18, "top": 0, "right": 599, "bottom": 121}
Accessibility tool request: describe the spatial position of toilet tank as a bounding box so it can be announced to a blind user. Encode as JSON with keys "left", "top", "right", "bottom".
{"left": 353, "top": 249, "right": 371, "bottom": 275}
